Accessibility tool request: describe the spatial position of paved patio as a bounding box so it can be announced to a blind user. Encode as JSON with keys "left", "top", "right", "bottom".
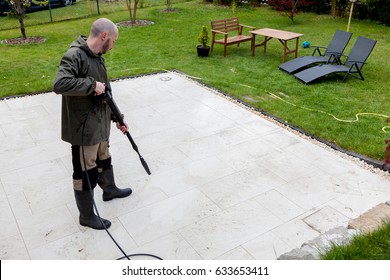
{"left": 1, "top": 72, "right": 389, "bottom": 260}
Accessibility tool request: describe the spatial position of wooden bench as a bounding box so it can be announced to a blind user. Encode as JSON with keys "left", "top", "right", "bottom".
{"left": 210, "top": 17, "right": 256, "bottom": 57}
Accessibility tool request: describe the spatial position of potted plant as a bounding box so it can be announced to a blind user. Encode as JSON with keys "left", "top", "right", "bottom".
{"left": 197, "top": 25, "right": 210, "bottom": 57}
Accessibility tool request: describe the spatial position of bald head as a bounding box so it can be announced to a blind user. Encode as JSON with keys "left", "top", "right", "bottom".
{"left": 89, "top": 18, "right": 118, "bottom": 38}
{"left": 87, "top": 18, "right": 119, "bottom": 54}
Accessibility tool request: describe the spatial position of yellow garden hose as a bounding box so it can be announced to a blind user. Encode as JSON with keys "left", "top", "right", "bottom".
{"left": 264, "top": 90, "right": 390, "bottom": 133}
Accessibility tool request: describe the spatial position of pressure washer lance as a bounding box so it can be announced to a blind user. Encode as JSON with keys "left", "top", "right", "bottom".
{"left": 101, "top": 89, "right": 151, "bottom": 175}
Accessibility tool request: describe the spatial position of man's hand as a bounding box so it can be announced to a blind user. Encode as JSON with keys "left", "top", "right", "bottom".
{"left": 116, "top": 121, "right": 129, "bottom": 134}
{"left": 94, "top": 81, "right": 106, "bottom": 96}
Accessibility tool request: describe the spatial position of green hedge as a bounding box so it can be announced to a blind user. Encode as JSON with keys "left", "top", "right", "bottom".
{"left": 301, "top": 0, "right": 390, "bottom": 26}
{"left": 205, "top": 0, "right": 390, "bottom": 25}
{"left": 354, "top": 0, "right": 390, "bottom": 25}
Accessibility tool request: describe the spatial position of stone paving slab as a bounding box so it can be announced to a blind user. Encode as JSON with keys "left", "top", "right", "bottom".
{"left": 0, "top": 72, "right": 389, "bottom": 260}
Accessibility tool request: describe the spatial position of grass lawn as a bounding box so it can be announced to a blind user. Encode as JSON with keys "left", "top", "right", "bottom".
{"left": 1, "top": 1, "right": 390, "bottom": 162}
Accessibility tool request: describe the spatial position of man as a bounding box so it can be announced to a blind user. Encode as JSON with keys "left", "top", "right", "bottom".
{"left": 53, "top": 18, "right": 132, "bottom": 230}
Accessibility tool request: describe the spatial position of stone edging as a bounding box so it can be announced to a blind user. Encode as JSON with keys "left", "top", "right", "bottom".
{"left": 278, "top": 202, "right": 390, "bottom": 260}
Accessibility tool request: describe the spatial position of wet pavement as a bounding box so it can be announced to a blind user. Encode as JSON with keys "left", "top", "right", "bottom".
{"left": 1, "top": 72, "right": 389, "bottom": 260}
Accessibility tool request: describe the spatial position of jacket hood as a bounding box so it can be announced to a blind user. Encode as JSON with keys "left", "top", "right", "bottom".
{"left": 70, "top": 36, "right": 98, "bottom": 57}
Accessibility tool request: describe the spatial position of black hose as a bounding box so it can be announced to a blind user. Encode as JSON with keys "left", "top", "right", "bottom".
{"left": 80, "top": 102, "right": 161, "bottom": 260}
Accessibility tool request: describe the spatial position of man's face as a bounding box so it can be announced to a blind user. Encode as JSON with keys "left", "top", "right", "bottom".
{"left": 101, "top": 31, "right": 118, "bottom": 54}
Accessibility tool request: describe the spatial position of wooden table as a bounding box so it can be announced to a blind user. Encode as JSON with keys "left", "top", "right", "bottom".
{"left": 250, "top": 28, "right": 304, "bottom": 62}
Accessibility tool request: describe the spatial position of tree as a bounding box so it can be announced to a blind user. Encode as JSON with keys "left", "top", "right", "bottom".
{"left": 6, "top": 0, "right": 30, "bottom": 39}
{"left": 331, "top": 0, "right": 348, "bottom": 17}
{"left": 166, "top": 0, "right": 172, "bottom": 11}
{"left": 125, "top": 0, "right": 140, "bottom": 24}
{"left": 268, "top": 0, "right": 313, "bottom": 21}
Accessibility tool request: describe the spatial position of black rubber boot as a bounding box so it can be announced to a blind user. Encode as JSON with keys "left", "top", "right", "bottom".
{"left": 98, "top": 167, "right": 132, "bottom": 202}
{"left": 74, "top": 190, "right": 112, "bottom": 230}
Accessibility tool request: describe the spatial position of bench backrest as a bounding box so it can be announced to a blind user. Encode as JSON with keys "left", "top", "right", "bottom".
{"left": 211, "top": 17, "right": 240, "bottom": 33}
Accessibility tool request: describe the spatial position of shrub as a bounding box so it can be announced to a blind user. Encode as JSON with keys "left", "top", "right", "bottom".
{"left": 301, "top": 0, "right": 332, "bottom": 14}
{"left": 354, "top": 0, "right": 390, "bottom": 25}
{"left": 198, "top": 25, "right": 210, "bottom": 47}
{"left": 268, "top": 0, "right": 314, "bottom": 21}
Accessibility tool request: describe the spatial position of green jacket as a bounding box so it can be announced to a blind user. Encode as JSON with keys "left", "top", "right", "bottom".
{"left": 53, "top": 36, "right": 112, "bottom": 146}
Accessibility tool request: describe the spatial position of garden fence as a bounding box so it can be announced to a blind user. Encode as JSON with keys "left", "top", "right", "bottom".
{"left": 0, "top": 0, "right": 170, "bottom": 31}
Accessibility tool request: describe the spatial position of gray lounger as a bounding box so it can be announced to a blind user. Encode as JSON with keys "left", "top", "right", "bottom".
{"left": 294, "top": 36, "right": 377, "bottom": 84}
{"left": 279, "top": 30, "right": 352, "bottom": 74}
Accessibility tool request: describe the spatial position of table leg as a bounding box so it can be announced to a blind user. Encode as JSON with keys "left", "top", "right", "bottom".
{"left": 295, "top": 37, "right": 300, "bottom": 58}
{"left": 263, "top": 36, "right": 267, "bottom": 53}
{"left": 251, "top": 34, "right": 255, "bottom": 56}
{"left": 283, "top": 40, "right": 287, "bottom": 63}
